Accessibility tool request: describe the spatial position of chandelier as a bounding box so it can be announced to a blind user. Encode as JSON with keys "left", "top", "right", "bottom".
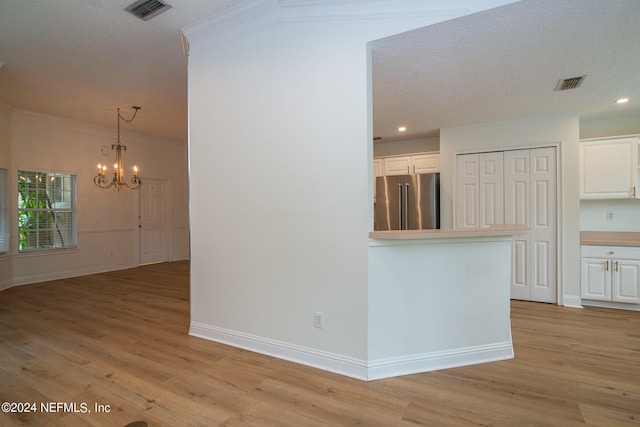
{"left": 94, "top": 106, "right": 142, "bottom": 191}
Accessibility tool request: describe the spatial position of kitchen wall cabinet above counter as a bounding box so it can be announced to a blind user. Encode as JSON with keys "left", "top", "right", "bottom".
{"left": 579, "top": 136, "right": 640, "bottom": 200}
{"left": 374, "top": 152, "right": 439, "bottom": 176}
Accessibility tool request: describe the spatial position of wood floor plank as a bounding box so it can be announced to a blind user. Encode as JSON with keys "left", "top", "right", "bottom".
{"left": 1, "top": 261, "right": 640, "bottom": 426}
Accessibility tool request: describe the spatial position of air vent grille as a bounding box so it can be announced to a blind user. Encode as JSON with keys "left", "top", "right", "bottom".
{"left": 125, "top": 0, "right": 171, "bottom": 21}
{"left": 554, "top": 75, "right": 586, "bottom": 91}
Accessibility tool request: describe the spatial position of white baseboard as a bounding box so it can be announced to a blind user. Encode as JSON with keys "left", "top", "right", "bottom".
{"left": 582, "top": 299, "right": 640, "bottom": 312}
{"left": 6, "top": 263, "right": 136, "bottom": 289}
{"left": 367, "top": 342, "right": 514, "bottom": 381}
{"left": 190, "top": 322, "right": 514, "bottom": 381}
{"left": 562, "top": 295, "right": 583, "bottom": 309}
{"left": 189, "top": 322, "right": 368, "bottom": 380}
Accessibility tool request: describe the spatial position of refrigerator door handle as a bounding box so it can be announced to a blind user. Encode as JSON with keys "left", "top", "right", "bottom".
{"left": 398, "top": 183, "right": 403, "bottom": 230}
{"left": 404, "top": 182, "right": 409, "bottom": 229}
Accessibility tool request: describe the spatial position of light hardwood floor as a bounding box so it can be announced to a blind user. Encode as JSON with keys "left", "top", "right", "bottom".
{"left": 1, "top": 261, "right": 639, "bottom": 426}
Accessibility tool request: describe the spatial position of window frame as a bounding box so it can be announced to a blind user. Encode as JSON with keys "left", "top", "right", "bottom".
{"left": 17, "top": 170, "right": 77, "bottom": 252}
{"left": 0, "top": 168, "right": 7, "bottom": 254}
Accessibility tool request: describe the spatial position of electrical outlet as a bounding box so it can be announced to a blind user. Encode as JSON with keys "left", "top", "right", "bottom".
{"left": 313, "top": 311, "right": 324, "bottom": 329}
{"left": 607, "top": 211, "right": 615, "bottom": 221}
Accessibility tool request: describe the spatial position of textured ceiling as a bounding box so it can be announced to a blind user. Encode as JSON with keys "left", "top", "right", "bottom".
{"left": 0, "top": 0, "right": 638, "bottom": 144}
{"left": 372, "top": 0, "right": 640, "bottom": 141}
{"left": 0, "top": 0, "right": 240, "bottom": 142}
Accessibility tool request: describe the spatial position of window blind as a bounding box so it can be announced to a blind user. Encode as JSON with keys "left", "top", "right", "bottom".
{"left": 18, "top": 170, "right": 77, "bottom": 251}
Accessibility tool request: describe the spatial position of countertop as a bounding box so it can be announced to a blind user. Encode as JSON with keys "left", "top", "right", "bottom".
{"left": 369, "top": 224, "right": 529, "bottom": 240}
{"left": 580, "top": 231, "right": 640, "bottom": 247}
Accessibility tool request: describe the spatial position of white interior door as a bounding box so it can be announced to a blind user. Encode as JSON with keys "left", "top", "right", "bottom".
{"left": 457, "top": 146, "right": 557, "bottom": 303}
{"left": 529, "top": 147, "right": 557, "bottom": 303}
{"left": 479, "top": 152, "right": 504, "bottom": 227}
{"left": 455, "top": 153, "right": 479, "bottom": 228}
{"left": 139, "top": 178, "right": 169, "bottom": 265}
{"left": 504, "top": 150, "right": 531, "bottom": 300}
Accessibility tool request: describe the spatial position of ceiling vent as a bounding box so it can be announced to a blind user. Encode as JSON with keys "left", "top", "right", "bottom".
{"left": 125, "top": 0, "right": 172, "bottom": 21}
{"left": 554, "top": 75, "right": 586, "bottom": 91}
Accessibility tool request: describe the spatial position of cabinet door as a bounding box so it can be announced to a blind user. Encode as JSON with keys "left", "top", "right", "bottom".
{"left": 383, "top": 156, "right": 411, "bottom": 176}
{"left": 579, "top": 138, "right": 638, "bottom": 199}
{"left": 612, "top": 259, "right": 640, "bottom": 303}
{"left": 581, "top": 257, "right": 611, "bottom": 301}
{"left": 412, "top": 153, "right": 439, "bottom": 174}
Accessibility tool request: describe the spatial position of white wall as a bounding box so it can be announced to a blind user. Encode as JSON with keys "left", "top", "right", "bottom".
{"left": 373, "top": 136, "right": 439, "bottom": 158}
{"left": 580, "top": 114, "right": 640, "bottom": 140}
{"left": 186, "top": 0, "right": 520, "bottom": 376}
{"left": 440, "top": 114, "right": 581, "bottom": 305}
{"left": 1, "top": 109, "right": 189, "bottom": 289}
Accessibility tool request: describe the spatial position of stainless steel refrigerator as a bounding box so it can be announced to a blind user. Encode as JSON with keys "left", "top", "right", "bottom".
{"left": 375, "top": 173, "right": 440, "bottom": 231}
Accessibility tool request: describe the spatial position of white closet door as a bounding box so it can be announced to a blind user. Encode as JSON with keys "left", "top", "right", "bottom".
{"left": 503, "top": 147, "right": 557, "bottom": 303}
{"left": 455, "top": 154, "right": 480, "bottom": 228}
{"left": 504, "top": 150, "right": 531, "bottom": 300}
{"left": 456, "top": 147, "right": 557, "bottom": 303}
{"left": 479, "top": 152, "right": 504, "bottom": 227}
{"left": 530, "top": 147, "right": 557, "bottom": 303}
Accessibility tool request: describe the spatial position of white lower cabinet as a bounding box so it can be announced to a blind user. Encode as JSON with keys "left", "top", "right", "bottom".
{"left": 581, "top": 245, "right": 640, "bottom": 304}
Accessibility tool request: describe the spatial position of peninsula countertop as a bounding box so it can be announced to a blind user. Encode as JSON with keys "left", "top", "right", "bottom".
{"left": 369, "top": 224, "right": 529, "bottom": 240}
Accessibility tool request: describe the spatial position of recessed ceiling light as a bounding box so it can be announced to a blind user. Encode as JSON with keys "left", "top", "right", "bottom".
{"left": 616, "top": 98, "right": 629, "bottom": 104}
{"left": 398, "top": 126, "right": 407, "bottom": 132}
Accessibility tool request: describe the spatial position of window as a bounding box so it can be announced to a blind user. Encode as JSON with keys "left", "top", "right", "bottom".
{"left": 0, "top": 168, "right": 7, "bottom": 253}
{"left": 18, "top": 170, "right": 77, "bottom": 251}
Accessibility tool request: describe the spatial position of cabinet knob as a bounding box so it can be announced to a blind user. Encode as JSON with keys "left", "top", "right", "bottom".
{"left": 608, "top": 251, "right": 614, "bottom": 255}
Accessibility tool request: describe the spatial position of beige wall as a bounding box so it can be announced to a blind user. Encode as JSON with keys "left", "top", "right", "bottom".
{"left": 1, "top": 109, "right": 189, "bottom": 289}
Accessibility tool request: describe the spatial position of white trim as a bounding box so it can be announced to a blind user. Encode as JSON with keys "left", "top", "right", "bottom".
{"left": 2, "top": 262, "right": 137, "bottom": 290}
{"left": 562, "top": 295, "right": 583, "bottom": 309}
{"left": 189, "top": 321, "right": 369, "bottom": 380}
{"left": 367, "top": 342, "right": 514, "bottom": 381}
{"left": 189, "top": 322, "right": 514, "bottom": 381}
{"left": 582, "top": 299, "right": 640, "bottom": 312}
{"left": 183, "top": 0, "right": 473, "bottom": 53}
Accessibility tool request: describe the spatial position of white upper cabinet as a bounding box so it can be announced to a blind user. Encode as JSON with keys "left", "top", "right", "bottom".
{"left": 412, "top": 153, "right": 440, "bottom": 174}
{"left": 579, "top": 137, "right": 639, "bottom": 199}
{"left": 379, "top": 153, "right": 440, "bottom": 176}
{"left": 383, "top": 156, "right": 412, "bottom": 176}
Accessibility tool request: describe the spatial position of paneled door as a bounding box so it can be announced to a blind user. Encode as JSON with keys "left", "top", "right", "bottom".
{"left": 505, "top": 147, "right": 557, "bottom": 303}
{"left": 504, "top": 150, "right": 531, "bottom": 300}
{"left": 456, "top": 147, "right": 557, "bottom": 303}
{"left": 455, "top": 152, "right": 504, "bottom": 228}
{"left": 455, "top": 153, "right": 480, "bottom": 228}
{"left": 139, "top": 178, "right": 169, "bottom": 265}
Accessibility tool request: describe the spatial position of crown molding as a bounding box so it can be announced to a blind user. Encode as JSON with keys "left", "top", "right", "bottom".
{"left": 182, "top": 0, "right": 473, "bottom": 54}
